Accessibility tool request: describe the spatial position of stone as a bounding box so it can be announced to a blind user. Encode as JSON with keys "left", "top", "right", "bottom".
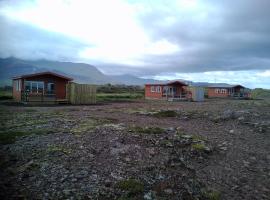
{"left": 229, "top": 129, "right": 234, "bottom": 134}
{"left": 164, "top": 188, "right": 173, "bottom": 194}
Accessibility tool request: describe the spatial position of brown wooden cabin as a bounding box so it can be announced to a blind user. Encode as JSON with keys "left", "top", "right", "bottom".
{"left": 12, "top": 71, "right": 73, "bottom": 103}
{"left": 207, "top": 84, "right": 250, "bottom": 98}
{"left": 145, "top": 81, "right": 189, "bottom": 100}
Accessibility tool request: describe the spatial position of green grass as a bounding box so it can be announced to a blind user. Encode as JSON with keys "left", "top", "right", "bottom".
{"left": 47, "top": 144, "right": 71, "bottom": 154}
{"left": 0, "top": 129, "right": 54, "bottom": 144}
{"left": 191, "top": 143, "right": 207, "bottom": 151}
{"left": 116, "top": 179, "right": 144, "bottom": 196}
{"left": 203, "top": 189, "right": 221, "bottom": 200}
{"left": 0, "top": 90, "right": 12, "bottom": 100}
{"left": 129, "top": 126, "right": 164, "bottom": 134}
{"left": 96, "top": 92, "right": 143, "bottom": 102}
{"left": 152, "top": 110, "right": 178, "bottom": 118}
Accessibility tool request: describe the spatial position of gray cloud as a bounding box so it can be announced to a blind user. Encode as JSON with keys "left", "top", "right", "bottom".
{"left": 0, "top": 16, "right": 87, "bottom": 61}
{"left": 0, "top": 0, "right": 270, "bottom": 76}
{"left": 134, "top": 0, "right": 270, "bottom": 74}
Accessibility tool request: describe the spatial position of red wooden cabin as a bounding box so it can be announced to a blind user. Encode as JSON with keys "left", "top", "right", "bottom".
{"left": 207, "top": 84, "right": 250, "bottom": 98}
{"left": 145, "top": 81, "right": 189, "bottom": 100}
{"left": 12, "top": 71, "right": 73, "bottom": 102}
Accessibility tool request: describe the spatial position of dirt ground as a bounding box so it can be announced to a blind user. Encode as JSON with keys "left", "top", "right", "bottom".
{"left": 0, "top": 99, "right": 269, "bottom": 200}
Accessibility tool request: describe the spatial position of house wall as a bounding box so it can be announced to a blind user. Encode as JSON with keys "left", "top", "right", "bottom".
{"left": 145, "top": 85, "right": 163, "bottom": 99}
{"left": 12, "top": 79, "right": 22, "bottom": 102}
{"left": 23, "top": 75, "right": 69, "bottom": 99}
{"left": 208, "top": 88, "right": 229, "bottom": 98}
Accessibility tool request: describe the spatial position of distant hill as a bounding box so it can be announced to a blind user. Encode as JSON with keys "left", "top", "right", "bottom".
{"left": 0, "top": 57, "right": 159, "bottom": 86}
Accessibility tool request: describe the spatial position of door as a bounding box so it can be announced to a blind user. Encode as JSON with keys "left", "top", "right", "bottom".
{"left": 47, "top": 83, "right": 55, "bottom": 94}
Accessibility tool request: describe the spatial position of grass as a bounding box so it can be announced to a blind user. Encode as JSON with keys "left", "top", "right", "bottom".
{"left": 116, "top": 179, "right": 144, "bottom": 196}
{"left": 96, "top": 92, "right": 143, "bottom": 102}
{"left": 152, "top": 110, "right": 178, "bottom": 118}
{"left": 0, "top": 129, "right": 54, "bottom": 144}
{"left": 203, "top": 189, "right": 221, "bottom": 200}
{"left": 47, "top": 144, "right": 71, "bottom": 155}
{"left": 0, "top": 90, "right": 12, "bottom": 100}
{"left": 129, "top": 126, "right": 164, "bottom": 134}
{"left": 191, "top": 143, "right": 207, "bottom": 151}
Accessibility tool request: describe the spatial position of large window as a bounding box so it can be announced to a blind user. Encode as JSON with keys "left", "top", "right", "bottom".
{"left": 25, "top": 81, "right": 44, "bottom": 94}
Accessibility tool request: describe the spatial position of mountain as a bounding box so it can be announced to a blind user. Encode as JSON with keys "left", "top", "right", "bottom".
{"left": 0, "top": 57, "right": 158, "bottom": 86}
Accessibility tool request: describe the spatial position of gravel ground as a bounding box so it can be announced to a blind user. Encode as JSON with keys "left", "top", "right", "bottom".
{"left": 0, "top": 98, "right": 269, "bottom": 199}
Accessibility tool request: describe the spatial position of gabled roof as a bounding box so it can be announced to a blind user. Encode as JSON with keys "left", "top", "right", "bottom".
{"left": 207, "top": 83, "right": 244, "bottom": 88}
{"left": 12, "top": 71, "right": 73, "bottom": 81}
{"left": 145, "top": 80, "right": 188, "bottom": 86}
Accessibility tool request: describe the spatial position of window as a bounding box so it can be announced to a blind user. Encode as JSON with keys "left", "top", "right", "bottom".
{"left": 156, "top": 86, "right": 161, "bottom": 93}
{"left": 151, "top": 86, "right": 155, "bottom": 92}
{"left": 25, "top": 81, "right": 44, "bottom": 93}
{"left": 163, "top": 86, "right": 168, "bottom": 93}
{"left": 215, "top": 89, "right": 220, "bottom": 94}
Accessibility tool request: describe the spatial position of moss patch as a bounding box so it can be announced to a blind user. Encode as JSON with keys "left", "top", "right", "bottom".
{"left": 47, "top": 144, "right": 72, "bottom": 155}
{"left": 129, "top": 126, "right": 164, "bottom": 134}
{"left": 203, "top": 189, "right": 221, "bottom": 200}
{"left": 191, "top": 143, "right": 207, "bottom": 151}
{"left": 153, "top": 110, "right": 178, "bottom": 118}
{"left": 0, "top": 129, "right": 54, "bottom": 145}
{"left": 116, "top": 179, "right": 144, "bottom": 196}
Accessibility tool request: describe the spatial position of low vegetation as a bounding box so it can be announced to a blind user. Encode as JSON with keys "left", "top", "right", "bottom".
{"left": 152, "top": 110, "right": 178, "bottom": 118}
{"left": 96, "top": 93, "right": 143, "bottom": 102}
{"left": 0, "top": 129, "right": 54, "bottom": 144}
{"left": 129, "top": 126, "right": 164, "bottom": 134}
{"left": 116, "top": 179, "right": 144, "bottom": 196}
{"left": 0, "top": 87, "right": 12, "bottom": 100}
{"left": 251, "top": 88, "right": 270, "bottom": 99}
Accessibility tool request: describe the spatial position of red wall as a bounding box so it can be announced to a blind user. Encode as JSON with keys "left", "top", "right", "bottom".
{"left": 12, "top": 79, "right": 22, "bottom": 102}
{"left": 145, "top": 85, "right": 163, "bottom": 99}
{"left": 208, "top": 88, "right": 229, "bottom": 98}
{"left": 24, "top": 75, "right": 69, "bottom": 99}
{"left": 13, "top": 75, "right": 70, "bottom": 101}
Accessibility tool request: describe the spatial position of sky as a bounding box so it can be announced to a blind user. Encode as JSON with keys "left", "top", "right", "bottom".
{"left": 0, "top": 0, "right": 270, "bottom": 88}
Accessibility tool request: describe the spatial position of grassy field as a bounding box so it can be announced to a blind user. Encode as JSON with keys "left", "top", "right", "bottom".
{"left": 96, "top": 92, "right": 144, "bottom": 102}
{"left": 0, "top": 90, "right": 12, "bottom": 100}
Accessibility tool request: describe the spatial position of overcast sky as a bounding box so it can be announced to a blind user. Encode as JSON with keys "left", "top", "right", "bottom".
{"left": 0, "top": 0, "right": 270, "bottom": 88}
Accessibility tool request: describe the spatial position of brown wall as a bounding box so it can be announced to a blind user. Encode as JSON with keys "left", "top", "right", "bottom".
{"left": 24, "top": 75, "right": 69, "bottom": 99}
{"left": 145, "top": 85, "right": 163, "bottom": 99}
{"left": 208, "top": 88, "right": 229, "bottom": 98}
{"left": 12, "top": 79, "right": 22, "bottom": 102}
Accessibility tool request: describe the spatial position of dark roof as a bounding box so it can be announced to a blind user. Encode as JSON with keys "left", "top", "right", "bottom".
{"left": 145, "top": 80, "right": 188, "bottom": 86}
{"left": 12, "top": 71, "right": 73, "bottom": 81}
{"left": 207, "top": 83, "right": 244, "bottom": 88}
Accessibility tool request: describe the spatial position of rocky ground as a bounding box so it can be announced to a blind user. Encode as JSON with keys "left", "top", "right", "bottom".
{"left": 0, "top": 99, "right": 269, "bottom": 200}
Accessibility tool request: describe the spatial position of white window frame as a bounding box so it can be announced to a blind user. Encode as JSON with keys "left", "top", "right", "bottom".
{"left": 15, "top": 80, "right": 21, "bottom": 91}
{"left": 156, "top": 86, "right": 161, "bottom": 93}
{"left": 25, "top": 81, "right": 44, "bottom": 94}
{"left": 151, "top": 86, "right": 155, "bottom": 93}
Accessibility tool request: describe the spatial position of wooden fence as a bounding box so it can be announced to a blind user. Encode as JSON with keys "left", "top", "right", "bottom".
{"left": 66, "top": 82, "right": 96, "bottom": 104}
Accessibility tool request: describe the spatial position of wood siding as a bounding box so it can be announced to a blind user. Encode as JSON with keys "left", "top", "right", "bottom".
{"left": 66, "top": 82, "right": 96, "bottom": 104}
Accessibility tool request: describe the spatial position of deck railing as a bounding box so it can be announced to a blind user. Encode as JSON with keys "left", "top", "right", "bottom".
{"left": 21, "top": 90, "right": 56, "bottom": 102}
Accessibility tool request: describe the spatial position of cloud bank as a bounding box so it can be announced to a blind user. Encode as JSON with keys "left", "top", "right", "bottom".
{"left": 0, "top": 0, "right": 270, "bottom": 88}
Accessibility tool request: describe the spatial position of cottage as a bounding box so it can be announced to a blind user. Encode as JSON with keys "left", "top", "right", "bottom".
{"left": 12, "top": 71, "right": 73, "bottom": 103}
{"left": 207, "top": 84, "right": 250, "bottom": 98}
{"left": 145, "top": 81, "right": 189, "bottom": 100}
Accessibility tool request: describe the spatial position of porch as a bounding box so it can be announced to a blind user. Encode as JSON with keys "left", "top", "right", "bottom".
{"left": 161, "top": 84, "right": 188, "bottom": 101}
